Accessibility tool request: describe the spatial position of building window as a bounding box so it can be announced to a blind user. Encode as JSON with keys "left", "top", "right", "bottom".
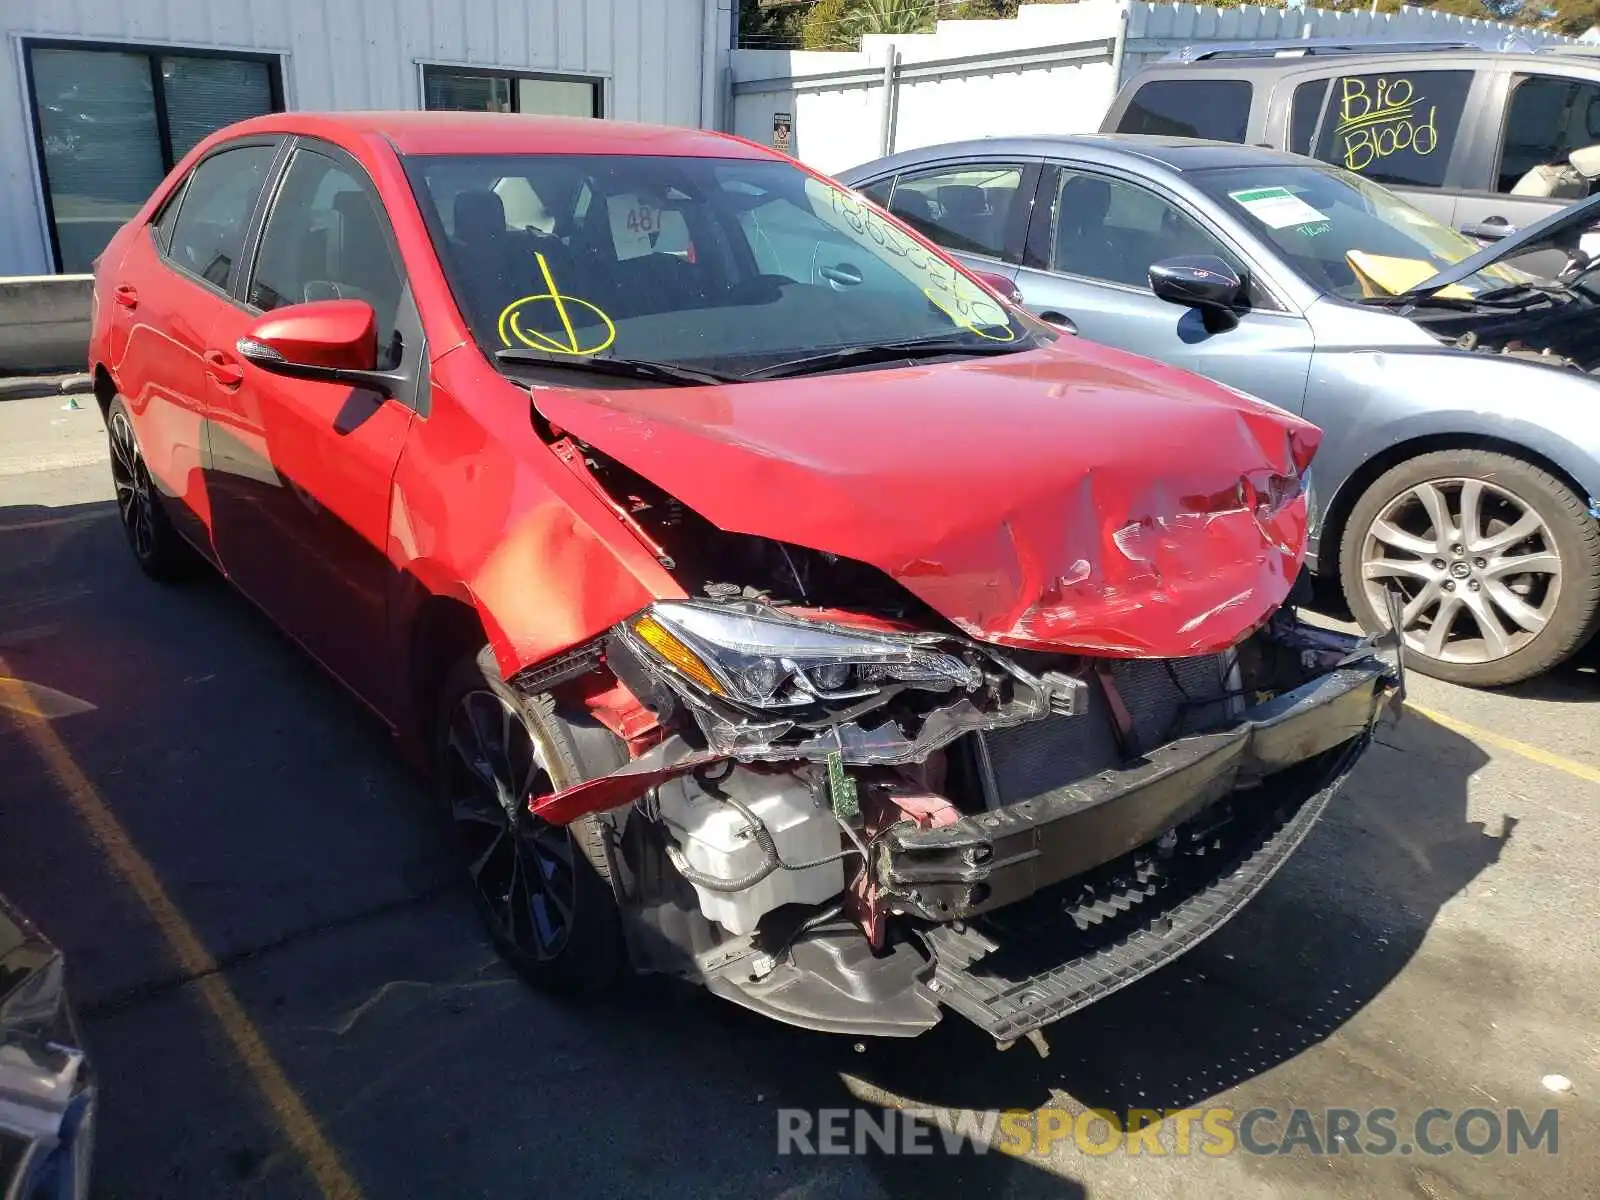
{"left": 421, "top": 65, "right": 602, "bottom": 119}
{"left": 24, "top": 41, "right": 283, "bottom": 274}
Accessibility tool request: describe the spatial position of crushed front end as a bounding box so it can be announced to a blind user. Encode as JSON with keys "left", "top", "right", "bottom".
{"left": 532, "top": 593, "right": 1401, "bottom": 1044}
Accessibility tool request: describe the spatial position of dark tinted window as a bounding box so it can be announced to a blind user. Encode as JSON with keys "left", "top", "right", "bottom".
{"left": 886, "top": 163, "right": 1024, "bottom": 259}
{"left": 1117, "top": 80, "right": 1252, "bottom": 142}
{"left": 249, "top": 148, "right": 405, "bottom": 347}
{"left": 165, "top": 144, "right": 277, "bottom": 288}
{"left": 1311, "top": 70, "right": 1472, "bottom": 189}
{"left": 1497, "top": 73, "right": 1600, "bottom": 195}
{"left": 1049, "top": 169, "right": 1244, "bottom": 292}
{"left": 1290, "top": 79, "right": 1330, "bottom": 155}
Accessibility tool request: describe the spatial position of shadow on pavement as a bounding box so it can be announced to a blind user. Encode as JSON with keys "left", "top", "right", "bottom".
{"left": 0, "top": 495, "right": 1502, "bottom": 1199}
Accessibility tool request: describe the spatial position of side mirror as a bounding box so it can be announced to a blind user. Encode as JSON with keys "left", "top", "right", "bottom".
{"left": 968, "top": 269, "right": 1025, "bottom": 307}
{"left": 236, "top": 299, "right": 403, "bottom": 396}
{"left": 1148, "top": 255, "right": 1244, "bottom": 311}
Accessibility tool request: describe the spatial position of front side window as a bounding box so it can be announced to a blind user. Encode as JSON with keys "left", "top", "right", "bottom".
{"left": 248, "top": 148, "right": 405, "bottom": 346}
{"left": 164, "top": 144, "right": 277, "bottom": 288}
{"left": 1309, "top": 70, "right": 1473, "bottom": 189}
{"left": 887, "top": 163, "right": 1025, "bottom": 259}
{"left": 1192, "top": 163, "right": 1535, "bottom": 301}
{"left": 405, "top": 153, "right": 1044, "bottom": 377}
{"left": 1496, "top": 74, "right": 1600, "bottom": 196}
{"left": 1048, "top": 169, "right": 1241, "bottom": 291}
{"left": 1116, "top": 80, "right": 1252, "bottom": 143}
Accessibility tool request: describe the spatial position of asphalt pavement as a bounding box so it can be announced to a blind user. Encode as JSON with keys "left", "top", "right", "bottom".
{"left": 1, "top": 393, "right": 1597, "bottom": 1199}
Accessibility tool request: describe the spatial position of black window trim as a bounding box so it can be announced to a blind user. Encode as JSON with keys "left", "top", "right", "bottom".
{"left": 874, "top": 157, "right": 1042, "bottom": 267}
{"left": 419, "top": 62, "right": 606, "bottom": 119}
{"left": 1024, "top": 161, "right": 1296, "bottom": 315}
{"left": 242, "top": 135, "right": 429, "bottom": 415}
{"left": 21, "top": 36, "right": 286, "bottom": 273}
{"left": 153, "top": 135, "right": 289, "bottom": 308}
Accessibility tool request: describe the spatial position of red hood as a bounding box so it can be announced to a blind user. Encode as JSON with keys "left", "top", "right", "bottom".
{"left": 532, "top": 340, "right": 1320, "bottom": 657}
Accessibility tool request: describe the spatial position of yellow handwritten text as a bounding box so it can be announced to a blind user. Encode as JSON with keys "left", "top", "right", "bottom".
{"left": 1335, "top": 76, "right": 1437, "bottom": 174}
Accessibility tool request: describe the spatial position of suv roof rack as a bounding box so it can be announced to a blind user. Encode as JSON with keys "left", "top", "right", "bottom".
{"left": 1162, "top": 38, "right": 1486, "bottom": 63}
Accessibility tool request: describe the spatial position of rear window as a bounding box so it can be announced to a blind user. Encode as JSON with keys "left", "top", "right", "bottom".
{"left": 1308, "top": 69, "right": 1474, "bottom": 189}
{"left": 1116, "top": 79, "right": 1252, "bottom": 143}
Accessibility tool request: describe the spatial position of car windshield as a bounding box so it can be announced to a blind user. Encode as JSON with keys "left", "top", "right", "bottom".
{"left": 402, "top": 152, "right": 1041, "bottom": 378}
{"left": 1190, "top": 164, "right": 1542, "bottom": 302}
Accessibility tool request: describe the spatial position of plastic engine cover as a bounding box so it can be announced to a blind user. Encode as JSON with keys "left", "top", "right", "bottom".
{"left": 656, "top": 770, "right": 845, "bottom": 935}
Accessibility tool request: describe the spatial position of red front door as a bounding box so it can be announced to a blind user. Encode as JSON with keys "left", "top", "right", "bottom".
{"left": 202, "top": 142, "right": 417, "bottom": 714}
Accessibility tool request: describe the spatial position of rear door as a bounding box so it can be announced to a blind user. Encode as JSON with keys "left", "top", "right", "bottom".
{"left": 1451, "top": 66, "right": 1600, "bottom": 259}
{"left": 204, "top": 138, "right": 420, "bottom": 712}
{"left": 1010, "top": 163, "right": 1314, "bottom": 415}
{"left": 106, "top": 138, "right": 282, "bottom": 558}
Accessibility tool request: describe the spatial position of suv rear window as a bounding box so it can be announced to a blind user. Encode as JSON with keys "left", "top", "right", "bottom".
{"left": 1116, "top": 80, "right": 1252, "bottom": 142}
{"left": 1307, "top": 69, "right": 1473, "bottom": 189}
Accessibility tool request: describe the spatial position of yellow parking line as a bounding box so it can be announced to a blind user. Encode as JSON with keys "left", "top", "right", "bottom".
{"left": 0, "top": 661, "right": 363, "bottom": 1200}
{"left": 1406, "top": 699, "right": 1600, "bottom": 786}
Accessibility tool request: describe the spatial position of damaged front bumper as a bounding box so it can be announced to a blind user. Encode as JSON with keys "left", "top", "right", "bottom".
{"left": 695, "top": 653, "right": 1396, "bottom": 1041}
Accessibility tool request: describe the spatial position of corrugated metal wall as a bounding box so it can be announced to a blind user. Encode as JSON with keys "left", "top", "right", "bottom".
{"left": 1, "top": 0, "right": 713, "bottom": 275}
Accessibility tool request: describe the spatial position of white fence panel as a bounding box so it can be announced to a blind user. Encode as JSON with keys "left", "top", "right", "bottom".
{"left": 730, "top": 1, "right": 1581, "bottom": 176}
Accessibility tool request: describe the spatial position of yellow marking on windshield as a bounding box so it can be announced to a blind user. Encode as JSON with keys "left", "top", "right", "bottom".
{"left": 496, "top": 251, "right": 617, "bottom": 356}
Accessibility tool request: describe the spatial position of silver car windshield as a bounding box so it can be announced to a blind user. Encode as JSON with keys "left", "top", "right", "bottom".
{"left": 1192, "top": 165, "right": 1540, "bottom": 301}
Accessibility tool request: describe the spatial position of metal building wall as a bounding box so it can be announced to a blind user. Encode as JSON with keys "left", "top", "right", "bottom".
{"left": 1, "top": 0, "right": 717, "bottom": 276}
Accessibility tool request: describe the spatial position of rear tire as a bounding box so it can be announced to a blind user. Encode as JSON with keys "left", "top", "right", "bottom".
{"left": 435, "top": 647, "right": 628, "bottom": 993}
{"left": 105, "top": 396, "right": 196, "bottom": 582}
{"left": 1340, "top": 450, "right": 1600, "bottom": 687}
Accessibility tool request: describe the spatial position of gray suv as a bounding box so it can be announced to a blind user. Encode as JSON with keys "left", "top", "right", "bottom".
{"left": 1101, "top": 41, "right": 1600, "bottom": 249}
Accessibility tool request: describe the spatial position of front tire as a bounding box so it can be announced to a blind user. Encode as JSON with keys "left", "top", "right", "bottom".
{"left": 436, "top": 648, "right": 628, "bottom": 993}
{"left": 106, "top": 396, "right": 195, "bottom": 582}
{"left": 1340, "top": 450, "right": 1600, "bottom": 687}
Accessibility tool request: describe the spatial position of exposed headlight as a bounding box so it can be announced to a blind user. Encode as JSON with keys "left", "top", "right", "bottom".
{"left": 624, "top": 601, "right": 979, "bottom": 709}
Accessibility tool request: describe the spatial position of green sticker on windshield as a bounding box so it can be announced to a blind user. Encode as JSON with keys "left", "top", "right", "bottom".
{"left": 1229, "top": 186, "right": 1329, "bottom": 231}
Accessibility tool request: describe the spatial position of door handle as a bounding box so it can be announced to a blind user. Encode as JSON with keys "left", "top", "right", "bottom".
{"left": 1039, "top": 311, "right": 1077, "bottom": 334}
{"left": 203, "top": 349, "right": 244, "bottom": 390}
{"left": 113, "top": 284, "right": 138, "bottom": 310}
{"left": 1460, "top": 217, "right": 1515, "bottom": 242}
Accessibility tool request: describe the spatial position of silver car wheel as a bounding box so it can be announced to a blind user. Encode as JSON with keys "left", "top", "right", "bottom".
{"left": 1360, "top": 477, "right": 1561, "bottom": 665}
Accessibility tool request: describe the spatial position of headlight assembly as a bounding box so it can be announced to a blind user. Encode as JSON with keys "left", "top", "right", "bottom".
{"left": 620, "top": 601, "right": 980, "bottom": 710}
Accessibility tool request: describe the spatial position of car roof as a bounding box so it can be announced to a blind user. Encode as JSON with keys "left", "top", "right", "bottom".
{"left": 1126, "top": 48, "right": 1600, "bottom": 77}
{"left": 841, "top": 133, "right": 1314, "bottom": 179}
{"left": 215, "top": 111, "right": 774, "bottom": 159}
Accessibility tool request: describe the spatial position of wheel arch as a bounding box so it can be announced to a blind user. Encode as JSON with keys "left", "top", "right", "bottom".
{"left": 401, "top": 589, "right": 491, "bottom": 754}
{"left": 1317, "top": 432, "right": 1597, "bottom": 586}
{"left": 92, "top": 364, "right": 117, "bottom": 418}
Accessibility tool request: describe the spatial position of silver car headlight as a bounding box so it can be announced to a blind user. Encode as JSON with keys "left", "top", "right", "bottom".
{"left": 623, "top": 600, "right": 979, "bottom": 709}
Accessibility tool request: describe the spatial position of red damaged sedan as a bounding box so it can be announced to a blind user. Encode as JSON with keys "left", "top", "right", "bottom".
{"left": 88, "top": 112, "right": 1400, "bottom": 1045}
